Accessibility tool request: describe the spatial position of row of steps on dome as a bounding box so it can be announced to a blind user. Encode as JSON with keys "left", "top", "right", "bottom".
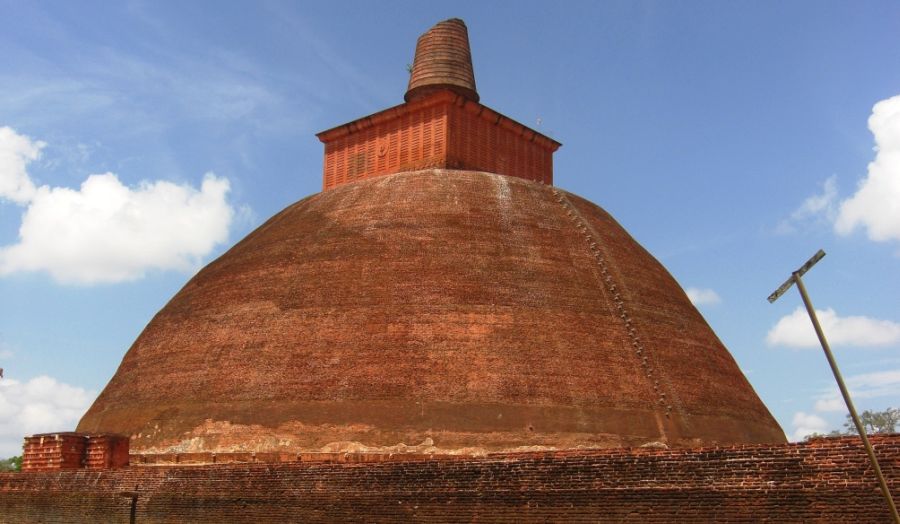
{"left": 551, "top": 188, "right": 684, "bottom": 424}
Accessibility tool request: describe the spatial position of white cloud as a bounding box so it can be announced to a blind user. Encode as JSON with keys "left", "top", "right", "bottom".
{"left": 814, "top": 369, "right": 900, "bottom": 413}
{"left": 799, "top": 176, "right": 839, "bottom": 218}
{"left": 685, "top": 287, "right": 721, "bottom": 306}
{"left": 776, "top": 176, "right": 838, "bottom": 234}
{"left": 0, "top": 126, "right": 44, "bottom": 204}
{"left": 790, "top": 411, "right": 829, "bottom": 441}
{"left": 0, "top": 375, "right": 96, "bottom": 458}
{"left": 814, "top": 397, "right": 845, "bottom": 413}
{"left": 766, "top": 306, "right": 900, "bottom": 349}
{"left": 835, "top": 94, "right": 900, "bottom": 243}
{"left": 0, "top": 126, "right": 235, "bottom": 284}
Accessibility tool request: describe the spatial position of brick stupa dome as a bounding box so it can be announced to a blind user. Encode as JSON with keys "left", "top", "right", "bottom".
{"left": 77, "top": 19, "right": 785, "bottom": 454}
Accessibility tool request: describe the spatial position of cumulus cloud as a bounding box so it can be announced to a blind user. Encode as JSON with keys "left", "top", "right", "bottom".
{"left": 0, "top": 126, "right": 44, "bottom": 204}
{"left": 685, "top": 287, "right": 721, "bottom": 306}
{"left": 0, "top": 126, "right": 235, "bottom": 284}
{"left": 767, "top": 307, "right": 900, "bottom": 349}
{"left": 835, "top": 95, "right": 900, "bottom": 243}
{"left": 0, "top": 375, "right": 96, "bottom": 457}
{"left": 813, "top": 397, "right": 845, "bottom": 413}
{"left": 790, "top": 411, "right": 829, "bottom": 441}
{"left": 813, "top": 369, "right": 900, "bottom": 413}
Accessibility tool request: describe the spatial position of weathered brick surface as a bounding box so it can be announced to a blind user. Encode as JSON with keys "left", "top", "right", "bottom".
{"left": 1, "top": 436, "right": 897, "bottom": 523}
{"left": 85, "top": 434, "right": 130, "bottom": 470}
{"left": 22, "top": 433, "right": 129, "bottom": 472}
{"left": 405, "top": 19, "right": 480, "bottom": 103}
{"left": 77, "top": 171, "right": 783, "bottom": 453}
{"left": 21, "top": 433, "right": 86, "bottom": 471}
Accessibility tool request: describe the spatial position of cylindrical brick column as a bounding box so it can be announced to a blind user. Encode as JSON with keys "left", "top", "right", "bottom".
{"left": 405, "top": 18, "right": 479, "bottom": 103}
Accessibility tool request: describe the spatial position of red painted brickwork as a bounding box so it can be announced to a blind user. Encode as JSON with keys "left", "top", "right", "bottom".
{"left": 318, "top": 93, "right": 449, "bottom": 189}
{"left": 318, "top": 18, "right": 558, "bottom": 190}
{"left": 1, "top": 436, "right": 898, "bottom": 523}
{"left": 22, "top": 433, "right": 128, "bottom": 472}
{"left": 446, "top": 98, "right": 554, "bottom": 184}
{"left": 317, "top": 91, "right": 559, "bottom": 190}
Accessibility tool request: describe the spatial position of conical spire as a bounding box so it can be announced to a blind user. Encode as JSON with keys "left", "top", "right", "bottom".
{"left": 405, "top": 18, "right": 479, "bottom": 103}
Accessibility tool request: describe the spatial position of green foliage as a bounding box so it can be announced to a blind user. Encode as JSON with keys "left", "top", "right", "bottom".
{"left": 843, "top": 407, "right": 900, "bottom": 435}
{"left": 0, "top": 456, "right": 22, "bottom": 472}
{"left": 805, "top": 407, "right": 899, "bottom": 441}
{"left": 804, "top": 430, "right": 843, "bottom": 440}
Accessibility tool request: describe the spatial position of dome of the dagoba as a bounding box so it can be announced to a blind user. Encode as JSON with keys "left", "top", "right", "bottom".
{"left": 77, "top": 19, "right": 784, "bottom": 454}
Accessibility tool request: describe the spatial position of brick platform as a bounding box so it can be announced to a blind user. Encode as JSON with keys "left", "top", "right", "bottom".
{"left": 317, "top": 91, "right": 560, "bottom": 190}
{"left": 316, "top": 18, "right": 561, "bottom": 191}
{"left": 1, "top": 436, "right": 897, "bottom": 523}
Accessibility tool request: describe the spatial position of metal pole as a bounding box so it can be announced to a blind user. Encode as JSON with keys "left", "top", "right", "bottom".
{"left": 119, "top": 489, "right": 138, "bottom": 524}
{"left": 792, "top": 273, "right": 900, "bottom": 523}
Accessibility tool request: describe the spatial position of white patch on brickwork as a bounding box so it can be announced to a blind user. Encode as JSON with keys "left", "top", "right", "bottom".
{"left": 493, "top": 175, "right": 515, "bottom": 245}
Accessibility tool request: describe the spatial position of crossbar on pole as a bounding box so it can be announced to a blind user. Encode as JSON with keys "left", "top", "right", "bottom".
{"left": 768, "top": 250, "right": 899, "bottom": 523}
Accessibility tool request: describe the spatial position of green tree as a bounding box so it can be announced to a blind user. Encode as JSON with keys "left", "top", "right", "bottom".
{"left": 842, "top": 408, "right": 900, "bottom": 435}
{"left": 0, "top": 456, "right": 22, "bottom": 472}
{"left": 804, "top": 407, "right": 899, "bottom": 441}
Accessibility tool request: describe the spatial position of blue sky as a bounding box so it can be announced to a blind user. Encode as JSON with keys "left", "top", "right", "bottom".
{"left": 1, "top": 1, "right": 899, "bottom": 456}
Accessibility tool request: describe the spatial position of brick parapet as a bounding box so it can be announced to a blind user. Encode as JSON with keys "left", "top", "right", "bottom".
{"left": 2, "top": 435, "right": 897, "bottom": 522}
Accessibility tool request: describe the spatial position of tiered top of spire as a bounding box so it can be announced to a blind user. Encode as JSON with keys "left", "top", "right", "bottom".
{"left": 405, "top": 18, "right": 479, "bottom": 103}
{"left": 317, "top": 18, "right": 560, "bottom": 191}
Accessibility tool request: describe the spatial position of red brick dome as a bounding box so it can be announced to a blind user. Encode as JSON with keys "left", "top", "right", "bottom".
{"left": 78, "top": 170, "right": 784, "bottom": 454}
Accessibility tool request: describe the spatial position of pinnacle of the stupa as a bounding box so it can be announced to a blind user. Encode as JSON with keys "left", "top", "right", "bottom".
{"left": 405, "top": 18, "right": 479, "bottom": 103}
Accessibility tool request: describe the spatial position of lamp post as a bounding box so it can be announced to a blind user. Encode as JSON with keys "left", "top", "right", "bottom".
{"left": 768, "top": 249, "right": 899, "bottom": 523}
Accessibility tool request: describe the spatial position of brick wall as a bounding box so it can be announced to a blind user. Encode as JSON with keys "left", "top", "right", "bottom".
{"left": 1, "top": 436, "right": 897, "bottom": 522}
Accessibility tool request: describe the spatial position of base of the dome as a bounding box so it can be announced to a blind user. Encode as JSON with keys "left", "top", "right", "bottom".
{"left": 83, "top": 399, "right": 786, "bottom": 455}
